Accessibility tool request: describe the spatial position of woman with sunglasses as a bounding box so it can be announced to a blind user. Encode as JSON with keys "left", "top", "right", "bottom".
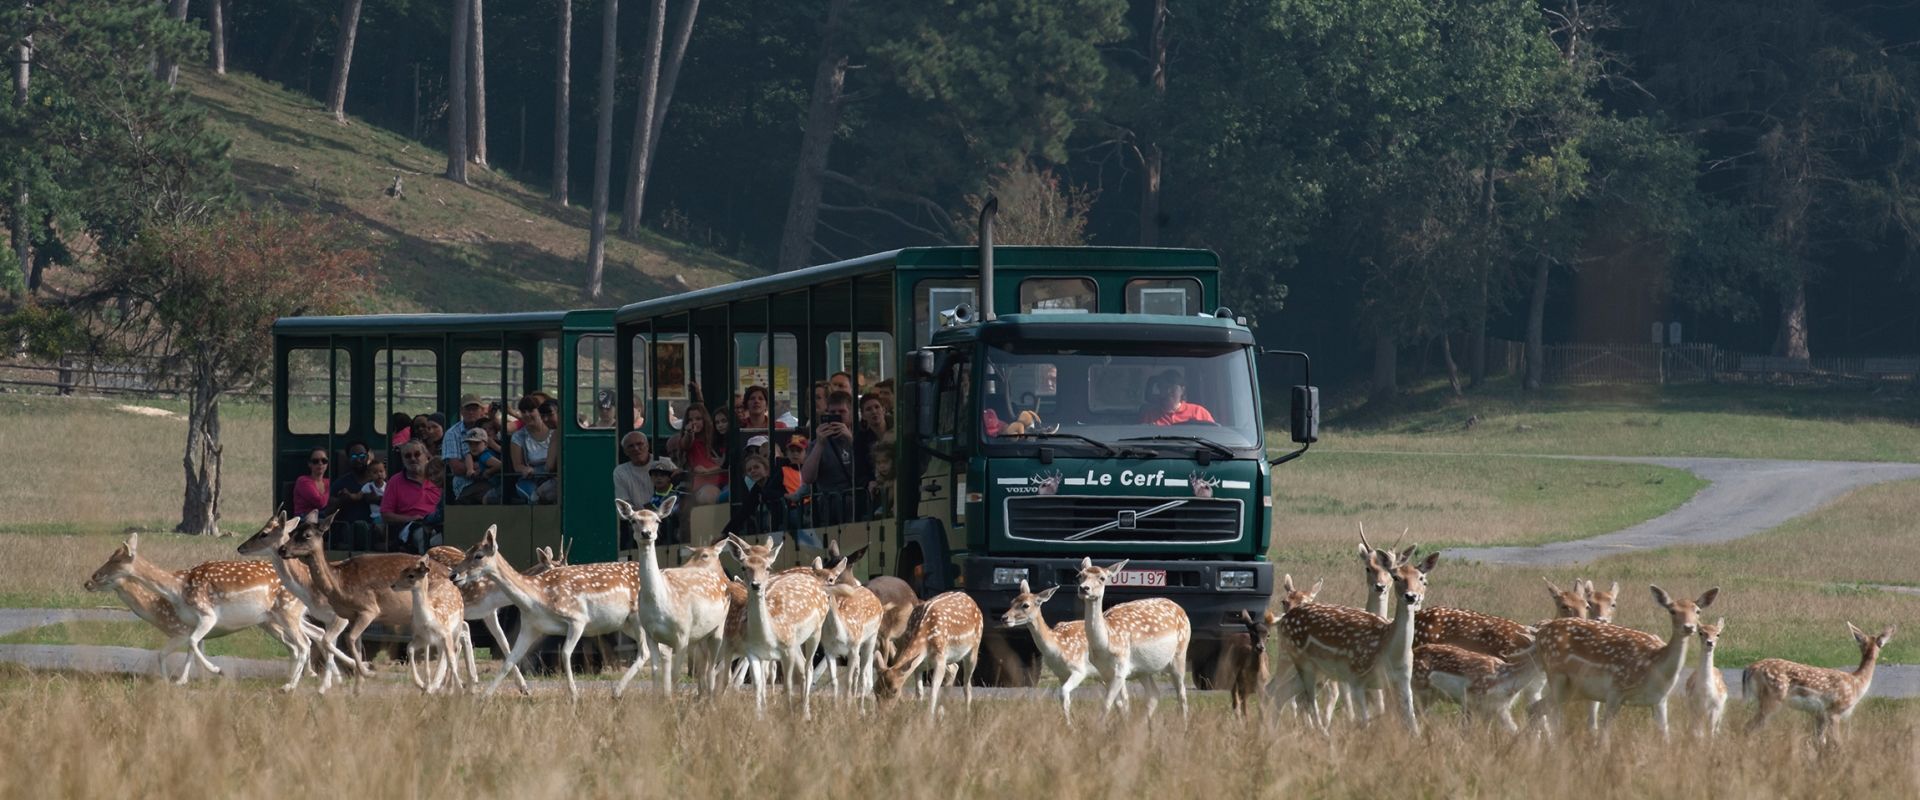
{"left": 292, "top": 447, "right": 332, "bottom": 517}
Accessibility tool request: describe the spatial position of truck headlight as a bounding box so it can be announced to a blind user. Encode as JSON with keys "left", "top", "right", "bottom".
{"left": 992, "top": 567, "right": 1029, "bottom": 586}
{"left": 1219, "top": 569, "right": 1255, "bottom": 590}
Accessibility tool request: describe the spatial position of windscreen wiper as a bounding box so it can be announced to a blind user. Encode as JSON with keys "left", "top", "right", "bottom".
{"left": 1118, "top": 434, "right": 1235, "bottom": 460}
{"left": 998, "top": 431, "right": 1119, "bottom": 458}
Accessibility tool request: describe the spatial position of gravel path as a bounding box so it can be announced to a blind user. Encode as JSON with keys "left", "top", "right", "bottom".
{"left": 0, "top": 607, "right": 136, "bottom": 638}
{"left": 1444, "top": 457, "right": 1920, "bottom": 567}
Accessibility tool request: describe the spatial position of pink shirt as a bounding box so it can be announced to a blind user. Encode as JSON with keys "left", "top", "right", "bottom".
{"left": 380, "top": 471, "right": 442, "bottom": 519}
{"left": 292, "top": 475, "right": 331, "bottom": 516}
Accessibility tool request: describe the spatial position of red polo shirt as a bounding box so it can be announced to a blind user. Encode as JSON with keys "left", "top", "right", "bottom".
{"left": 380, "top": 471, "right": 442, "bottom": 519}
{"left": 1141, "top": 402, "right": 1215, "bottom": 426}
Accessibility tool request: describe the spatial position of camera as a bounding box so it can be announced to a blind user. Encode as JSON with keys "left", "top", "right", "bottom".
{"left": 597, "top": 389, "right": 616, "bottom": 409}
{"left": 823, "top": 411, "right": 844, "bottom": 425}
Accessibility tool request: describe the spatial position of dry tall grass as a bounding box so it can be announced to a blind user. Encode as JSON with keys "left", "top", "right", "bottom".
{"left": 0, "top": 667, "right": 1913, "bottom": 800}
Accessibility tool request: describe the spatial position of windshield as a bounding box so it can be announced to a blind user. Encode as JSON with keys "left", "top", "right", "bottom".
{"left": 979, "top": 341, "right": 1261, "bottom": 452}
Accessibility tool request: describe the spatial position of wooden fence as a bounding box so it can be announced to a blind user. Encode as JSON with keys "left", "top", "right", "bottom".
{"left": 0, "top": 353, "right": 536, "bottom": 405}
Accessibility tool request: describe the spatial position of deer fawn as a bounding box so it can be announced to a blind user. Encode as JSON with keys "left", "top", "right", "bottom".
{"left": 1683, "top": 617, "right": 1727, "bottom": 736}
{"left": 1531, "top": 585, "right": 1718, "bottom": 739}
{"left": 279, "top": 522, "right": 455, "bottom": 692}
{"left": 1744, "top": 622, "right": 1894, "bottom": 743}
{"left": 727, "top": 535, "right": 832, "bottom": 717}
{"left": 1075, "top": 558, "right": 1192, "bottom": 719}
{"left": 1584, "top": 580, "right": 1620, "bottom": 623}
{"left": 452, "top": 526, "right": 652, "bottom": 699}
{"left": 388, "top": 555, "right": 474, "bottom": 694}
{"left": 1283, "top": 549, "right": 1439, "bottom": 732}
{"left": 614, "top": 498, "right": 731, "bottom": 696}
{"left": 1543, "top": 578, "right": 1589, "bottom": 620}
{"left": 999, "top": 580, "right": 1095, "bottom": 719}
{"left": 876, "top": 591, "right": 983, "bottom": 718}
{"left": 1411, "top": 643, "right": 1544, "bottom": 732}
{"left": 86, "top": 533, "right": 319, "bottom": 690}
{"left": 1220, "top": 610, "right": 1274, "bottom": 717}
{"left": 810, "top": 559, "right": 885, "bottom": 698}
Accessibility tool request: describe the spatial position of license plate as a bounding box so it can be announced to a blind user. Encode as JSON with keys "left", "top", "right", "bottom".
{"left": 1112, "top": 569, "right": 1167, "bottom": 588}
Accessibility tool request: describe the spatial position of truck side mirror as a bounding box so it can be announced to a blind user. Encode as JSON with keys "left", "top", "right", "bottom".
{"left": 910, "top": 349, "right": 936, "bottom": 379}
{"left": 916, "top": 378, "right": 938, "bottom": 436}
{"left": 1290, "top": 385, "right": 1320, "bottom": 444}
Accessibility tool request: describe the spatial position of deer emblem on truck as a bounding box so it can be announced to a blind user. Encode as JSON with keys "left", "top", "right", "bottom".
{"left": 1188, "top": 472, "right": 1220, "bottom": 498}
{"left": 1033, "top": 470, "right": 1065, "bottom": 496}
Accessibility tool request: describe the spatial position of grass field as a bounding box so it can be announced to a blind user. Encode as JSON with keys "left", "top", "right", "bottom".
{"left": 0, "top": 666, "right": 1913, "bottom": 799}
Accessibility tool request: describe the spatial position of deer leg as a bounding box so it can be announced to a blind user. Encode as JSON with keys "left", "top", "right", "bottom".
{"left": 482, "top": 611, "right": 530, "bottom": 694}
{"left": 558, "top": 621, "right": 586, "bottom": 702}
{"left": 279, "top": 625, "right": 309, "bottom": 692}
{"left": 928, "top": 657, "right": 948, "bottom": 720}
{"left": 341, "top": 614, "right": 381, "bottom": 692}
{"left": 749, "top": 657, "right": 769, "bottom": 717}
{"left": 613, "top": 626, "right": 656, "bottom": 698}
{"left": 1140, "top": 672, "right": 1162, "bottom": 718}
{"left": 1059, "top": 670, "right": 1088, "bottom": 719}
{"left": 183, "top": 613, "right": 223, "bottom": 683}
{"left": 487, "top": 623, "right": 541, "bottom": 697}
{"left": 1173, "top": 638, "right": 1190, "bottom": 720}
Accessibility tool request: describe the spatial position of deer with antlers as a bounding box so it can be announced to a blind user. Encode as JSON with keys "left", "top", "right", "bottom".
{"left": 1075, "top": 558, "right": 1192, "bottom": 719}
{"left": 1283, "top": 549, "right": 1439, "bottom": 732}
{"left": 999, "top": 579, "right": 1096, "bottom": 718}
{"left": 875, "top": 591, "right": 983, "bottom": 718}
{"left": 615, "top": 498, "right": 731, "bottom": 696}
{"left": 86, "top": 533, "right": 323, "bottom": 690}
{"left": 1411, "top": 643, "right": 1544, "bottom": 732}
{"left": 1683, "top": 617, "right": 1727, "bottom": 737}
{"left": 1531, "top": 585, "right": 1719, "bottom": 739}
{"left": 388, "top": 555, "right": 474, "bottom": 693}
{"left": 727, "top": 534, "right": 832, "bottom": 717}
{"left": 1744, "top": 622, "right": 1893, "bottom": 743}
{"left": 452, "top": 526, "right": 654, "bottom": 699}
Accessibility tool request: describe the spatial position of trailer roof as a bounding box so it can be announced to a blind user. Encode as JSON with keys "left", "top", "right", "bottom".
{"left": 272, "top": 311, "right": 581, "bottom": 336}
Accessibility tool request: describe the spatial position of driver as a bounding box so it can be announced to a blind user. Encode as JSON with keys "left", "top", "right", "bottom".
{"left": 1140, "top": 370, "right": 1214, "bottom": 426}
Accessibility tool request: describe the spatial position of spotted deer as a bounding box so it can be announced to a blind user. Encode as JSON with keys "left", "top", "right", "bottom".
{"left": 278, "top": 523, "right": 454, "bottom": 692}
{"left": 615, "top": 497, "right": 730, "bottom": 696}
{"left": 876, "top": 591, "right": 983, "bottom": 718}
{"left": 1683, "top": 617, "right": 1727, "bottom": 736}
{"left": 388, "top": 555, "right": 474, "bottom": 694}
{"left": 1221, "top": 610, "right": 1274, "bottom": 717}
{"left": 1543, "top": 578, "right": 1590, "bottom": 620}
{"left": 813, "top": 559, "right": 885, "bottom": 698}
{"left": 727, "top": 535, "right": 832, "bottom": 717}
{"left": 1267, "top": 574, "right": 1339, "bottom": 720}
{"left": 1583, "top": 580, "right": 1620, "bottom": 623}
{"left": 1531, "top": 585, "right": 1719, "bottom": 739}
{"left": 819, "top": 541, "right": 918, "bottom": 665}
{"left": 447, "top": 543, "right": 571, "bottom": 697}
{"left": 451, "top": 525, "right": 652, "bottom": 699}
{"left": 233, "top": 511, "right": 369, "bottom": 681}
{"left": 85, "top": 534, "right": 321, "bottom": 690}
{"left": 999, "top": 580, "right": 1095, "bottom": 719}
{"left": 1076, "top": 558, "right": 1193, "bottom": 718}
{"left": 1411, "top": 643, "right": 1544, "bottom": 731}
{"left": 1283, "top": 549, "right": 1439, "bottom": 732}
{"left": 1744, "top": 622, "right": 1893, "bottom": 743}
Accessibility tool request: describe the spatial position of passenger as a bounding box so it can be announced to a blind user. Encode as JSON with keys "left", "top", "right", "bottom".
{"left": 329, "top": 441, "right": 376, "bottom": 525}
{"left": 360, "top": 460, "right": 388, "bottom": 528}
{"left": 739, "top": 385, "right": 785, "bottom": 430}
{"left": 871, "top": 378, "right": 896, "bottom": 410}
{"left": 382, "top": 441, "right": 443, "bottom": 553}
{"left": 830, "top": 371, "right": 854, "bottom": 398}
{"left": 745, "top": 434, "right": 770, "bottom": 461}
{"left": 1140, "top": 370, "right": 1215, "bottom": 426}
{"left": 457, "top": 428, "right": 502, "bottom": 504}
{"left": 613, "top": 431, "right": 655, "bottom": 509}
{"left": 416, "top": 413, "right": 447, "bottom": 457}
{"left": 775, "top": 398, "right": 799, "bottom": 429}
{"left": 292, "top": 447, "right": 332, "bottom": 517}
{"left": 779, "top": 437, "right": 807, "bottom": 496}
{"left": 801, "top": 391, "right": 857, "bottom": 525}
{"left": 388, "top": 412, "right": 415, "bottom": 448}
{"left": 511, "top": 394, "right": 558, "bottom": 504}
{"left": 594, "top": 389, "right": 618, "bottom": 428}
{"left": 444, "top": 394, "right": 487, "bottom": 500}
{"left": 712, "top": 407, "right": 734, "bottom": 440}
{"left": 645, "top": 457, "right": 683, "bottom": 512}
{"left": 723, "top": 454, "right": 787, "bottom": 536}
{"left": 855, "top": 392, "right": 890, "bottom": 490}
{"left": 668, "top": 404, "right": 725, "bottom": 504}
{"left": 870, "top": 442, "right": 896, "bottom": 518}
{"left": 811, "top": 380, "right": 831, "bottom": 424}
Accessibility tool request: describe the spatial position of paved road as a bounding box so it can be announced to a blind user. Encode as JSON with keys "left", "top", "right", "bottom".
{"left": 1445, "top": 457, "right": 1920, "bottom": 567}
{"left": 0, "top": 607, "right": 135, "bottom": 638}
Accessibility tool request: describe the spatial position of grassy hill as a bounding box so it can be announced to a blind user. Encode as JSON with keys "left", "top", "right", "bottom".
{"left": 184, "top": 67, "right": 755, "bottom": 313}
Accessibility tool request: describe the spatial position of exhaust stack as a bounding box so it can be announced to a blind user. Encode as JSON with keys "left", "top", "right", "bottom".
{"left": 978, "top": 195, "right": 998, "bottom": 321}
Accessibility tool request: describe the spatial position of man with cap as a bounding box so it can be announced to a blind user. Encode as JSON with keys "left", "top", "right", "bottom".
{"left": 613, "top": 430, "right": 656, "bottom": 509}
{"left": 445, "top": 393, "right": 490, "bottom": 497}
{"left": 1140, "top": 369, "right": 1215, "bottom": 426}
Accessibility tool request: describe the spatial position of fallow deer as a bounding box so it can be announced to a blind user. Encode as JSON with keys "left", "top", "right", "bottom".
{"left": 1531, "top": 585, "right": 1719, "bottom": 739}
{"left": 1076, "top": 558, "right": 1192, "bottom": 718}
{"left": 728, "top": 535, "right": 832, "bottom": 717}
{"left": 1744, "top": 622, "right": 1893, "bottom": 743}
{"left": 1283, "top": 549, "right": 1439, "bottom": 732}
{"left": 452, "top": 525, "right": 651, "bottom": 699}
{"left": 388, "top": 555, "right": 474, "bottom": 694}
{"left": 813, "top": 559, "right": 885, "bottom": 698}
{"left": 1583, "top": 580, "right": 1620, "bottom": 623}
{"left": 1220, "top": 610, "right": 1274, "bottom": 717}
{"left": 1269, "top": 573, "right": 1341, "bottom": 721}
{"left": 86, "top": 534, "right": 314, "bottom": 689}
{"left": 278, "top": 523, "right": 452, "bottom": 692}
{"left": 235, "top": 511, "right": 367, "bottom": 683}
{"left": 615, "top": 498, "right": 730, "bottom": 696}
{"left": 875, "top": 591, "right": 983, "bottom": 718}
{"left": 1683, "top": 617, "right": 1727, "bottom": 736}
{"left": 820, "top": 540, "right": 919, "bottom": 665}
{"left": 1411, "top": 643, "right": 1543, "bottom": 731}
{"left": 1543, "top": 578, "right": 1590, "bottom": 621}
{"left": 999, "top": 580, "right": 1095, "bottom": 718}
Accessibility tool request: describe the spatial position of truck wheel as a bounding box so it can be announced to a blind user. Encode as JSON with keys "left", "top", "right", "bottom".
{"left": 1188, "top": 640, "right": 1223, "bottom": 691}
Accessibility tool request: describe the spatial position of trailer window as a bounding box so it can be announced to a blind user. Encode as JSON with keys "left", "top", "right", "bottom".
{"left": 286, "top": 348, "right": 350, "bottom": 435}
{"left": 915, "top": 280, "right": 977, "bottom": 347}
{"left": 575, "top": 335, "right": 617, "bottom": 429}
{"left": 1020, "top": 278, "right": 1097, "bottom": 314}
{"left": 1126, "top": 278, "right": 1201, "bottom": 316}
{"left": 374, "top": 349, "right": 438, "bottom": 434}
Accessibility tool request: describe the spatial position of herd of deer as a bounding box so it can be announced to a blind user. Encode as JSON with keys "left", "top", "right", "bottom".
{"left": 80, "top": 512, "right": 1890, "bottom": 741}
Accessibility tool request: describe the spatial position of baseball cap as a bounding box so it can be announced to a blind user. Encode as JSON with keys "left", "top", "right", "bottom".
{"left": 786, "top": 435, "right": 808, "bottom": 450}
{"left": 427, "top": 412, "right": 448, "bottom": 428}
{"left": 460, "top": 393, "right": 485, "bottom": 409}
{"left": 646, "top": 457, "right": 679, "bottom": 474}
{"left": 746, "top": 434, "right": 770, "bottom": 450}
{"left": 464, "top": 429, "right": 489, "bottom": 444}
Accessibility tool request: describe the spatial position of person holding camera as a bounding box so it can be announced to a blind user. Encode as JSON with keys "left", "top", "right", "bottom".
{"left": 801, "top": 390, "right": 858, "bottom": 525}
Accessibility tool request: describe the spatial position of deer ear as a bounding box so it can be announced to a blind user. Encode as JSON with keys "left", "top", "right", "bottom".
{"left": 1879, "top": 626, "right": 1897, "bottom": 646}
{"left": 658, "top": 495, "right": 679, "bottom": 518}
{"left": 1282, "top": 573, "right": 1295, "bottom": 593}
{"left": 1714, "top": 617, "right": 1726, "bottom": 631}
{"left": 614, "top": 498, "right": 635, "bottom": 519}
{"left": 280, "top": 516, "right": 302, "bottom": 537}
{"left": 768, "top": 538, "right": 783, "bottom": 563}
{"left": 1078, "top": 556, "right": 1092, "bottom": 570}
{"left": 1417, "top": 552, "right": 1439, "bottom": 574}
{"left": 1849, "top": 621, "right": 1867, "bottom": 645}
{"left": 124, "top": 533, "right": 139, "bottom": 558}
{"left": 1648, "top": 585, "right": 1674, "bottom": 609}
{"left": 811, "top": 556, "right": 824, "bottom": 570}
{"left": 845, "top": 545, "right": 869, "bottom": 565}
{"left": 1035, "top": 585, "right": 1060, "bottom": 603}
{"left": 1543, "top": 577, "right": 1562, "bottom": 597}
{"left": 1237, "top": 610, "right": 1253, "bottom": 624}
{"left": 1309, "top": 579, "right": 1324, "bottom": 597}
{"left": 1106, "top": 559, "right": 1129, "bottom": 574}
{"left": 1017, "top": 579, "right": 1030, "bottom": 594}
{"left": 1696, "top": 587, "right": 1719, "bottom": 609}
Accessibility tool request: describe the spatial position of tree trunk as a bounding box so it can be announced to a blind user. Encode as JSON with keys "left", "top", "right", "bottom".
{"left": 551, "top": 0, "right": 572, "bottom": 205}
{"left": 1773, "top": 277, "right": 1811, "bottom": 359}
{"left": 1469, "top": 161, "right": 1494, "bottom": 387}
{"left": 1137, "top": 0, "right": 1167, "bottom": 246}
{"left": 325, "top": 0, "right": 365, "bottom": 122}
{"left": 620, "top": 0, "right": 668, "bottom": 236}
{"left": 411, "top": 62, "right": 422, "bottom": 140}
{"left": 445, "top": 0, "right": 471, "bottom": 183}
{"left": 776, "top": 0, "right": 851, "bottom": 271}
{"left": 638, "top": 0, "right": 702, "bottom": 185}
{"left": 7, "top": 30, "right": 27, "bottom": 301}
{"left": 264, "top": 16, "right": 302, "bottom": 80}
{"left": 584, "top": 0, "right": 621, "bottom": 299}
{"left": 177, "top": 381, "right": 223, "bottom": 535}
{"left": 1372, "top": 334, "right": 1397, "bottom": 399}
{"left": 1524, "top": 258, "right": 1550, "bottom": 391}
{"left": 517, "top": 102, "right": 527, "bottom": 172}
{"left": 1442, "top": 334, "right": 1462, "bottom": 396}
{"left": 207, "top": 0, "right": 226, "bottom": 74}
{"left": 469, "top": 0, "right": 488, "bottom": 166}
{"left": 162, "top": 0, "right": 190, "bottom": 87}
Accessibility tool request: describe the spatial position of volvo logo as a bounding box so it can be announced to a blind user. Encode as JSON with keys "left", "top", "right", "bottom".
{"left": 1117, "top": 510, "right": 1138, "bottom": 530}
